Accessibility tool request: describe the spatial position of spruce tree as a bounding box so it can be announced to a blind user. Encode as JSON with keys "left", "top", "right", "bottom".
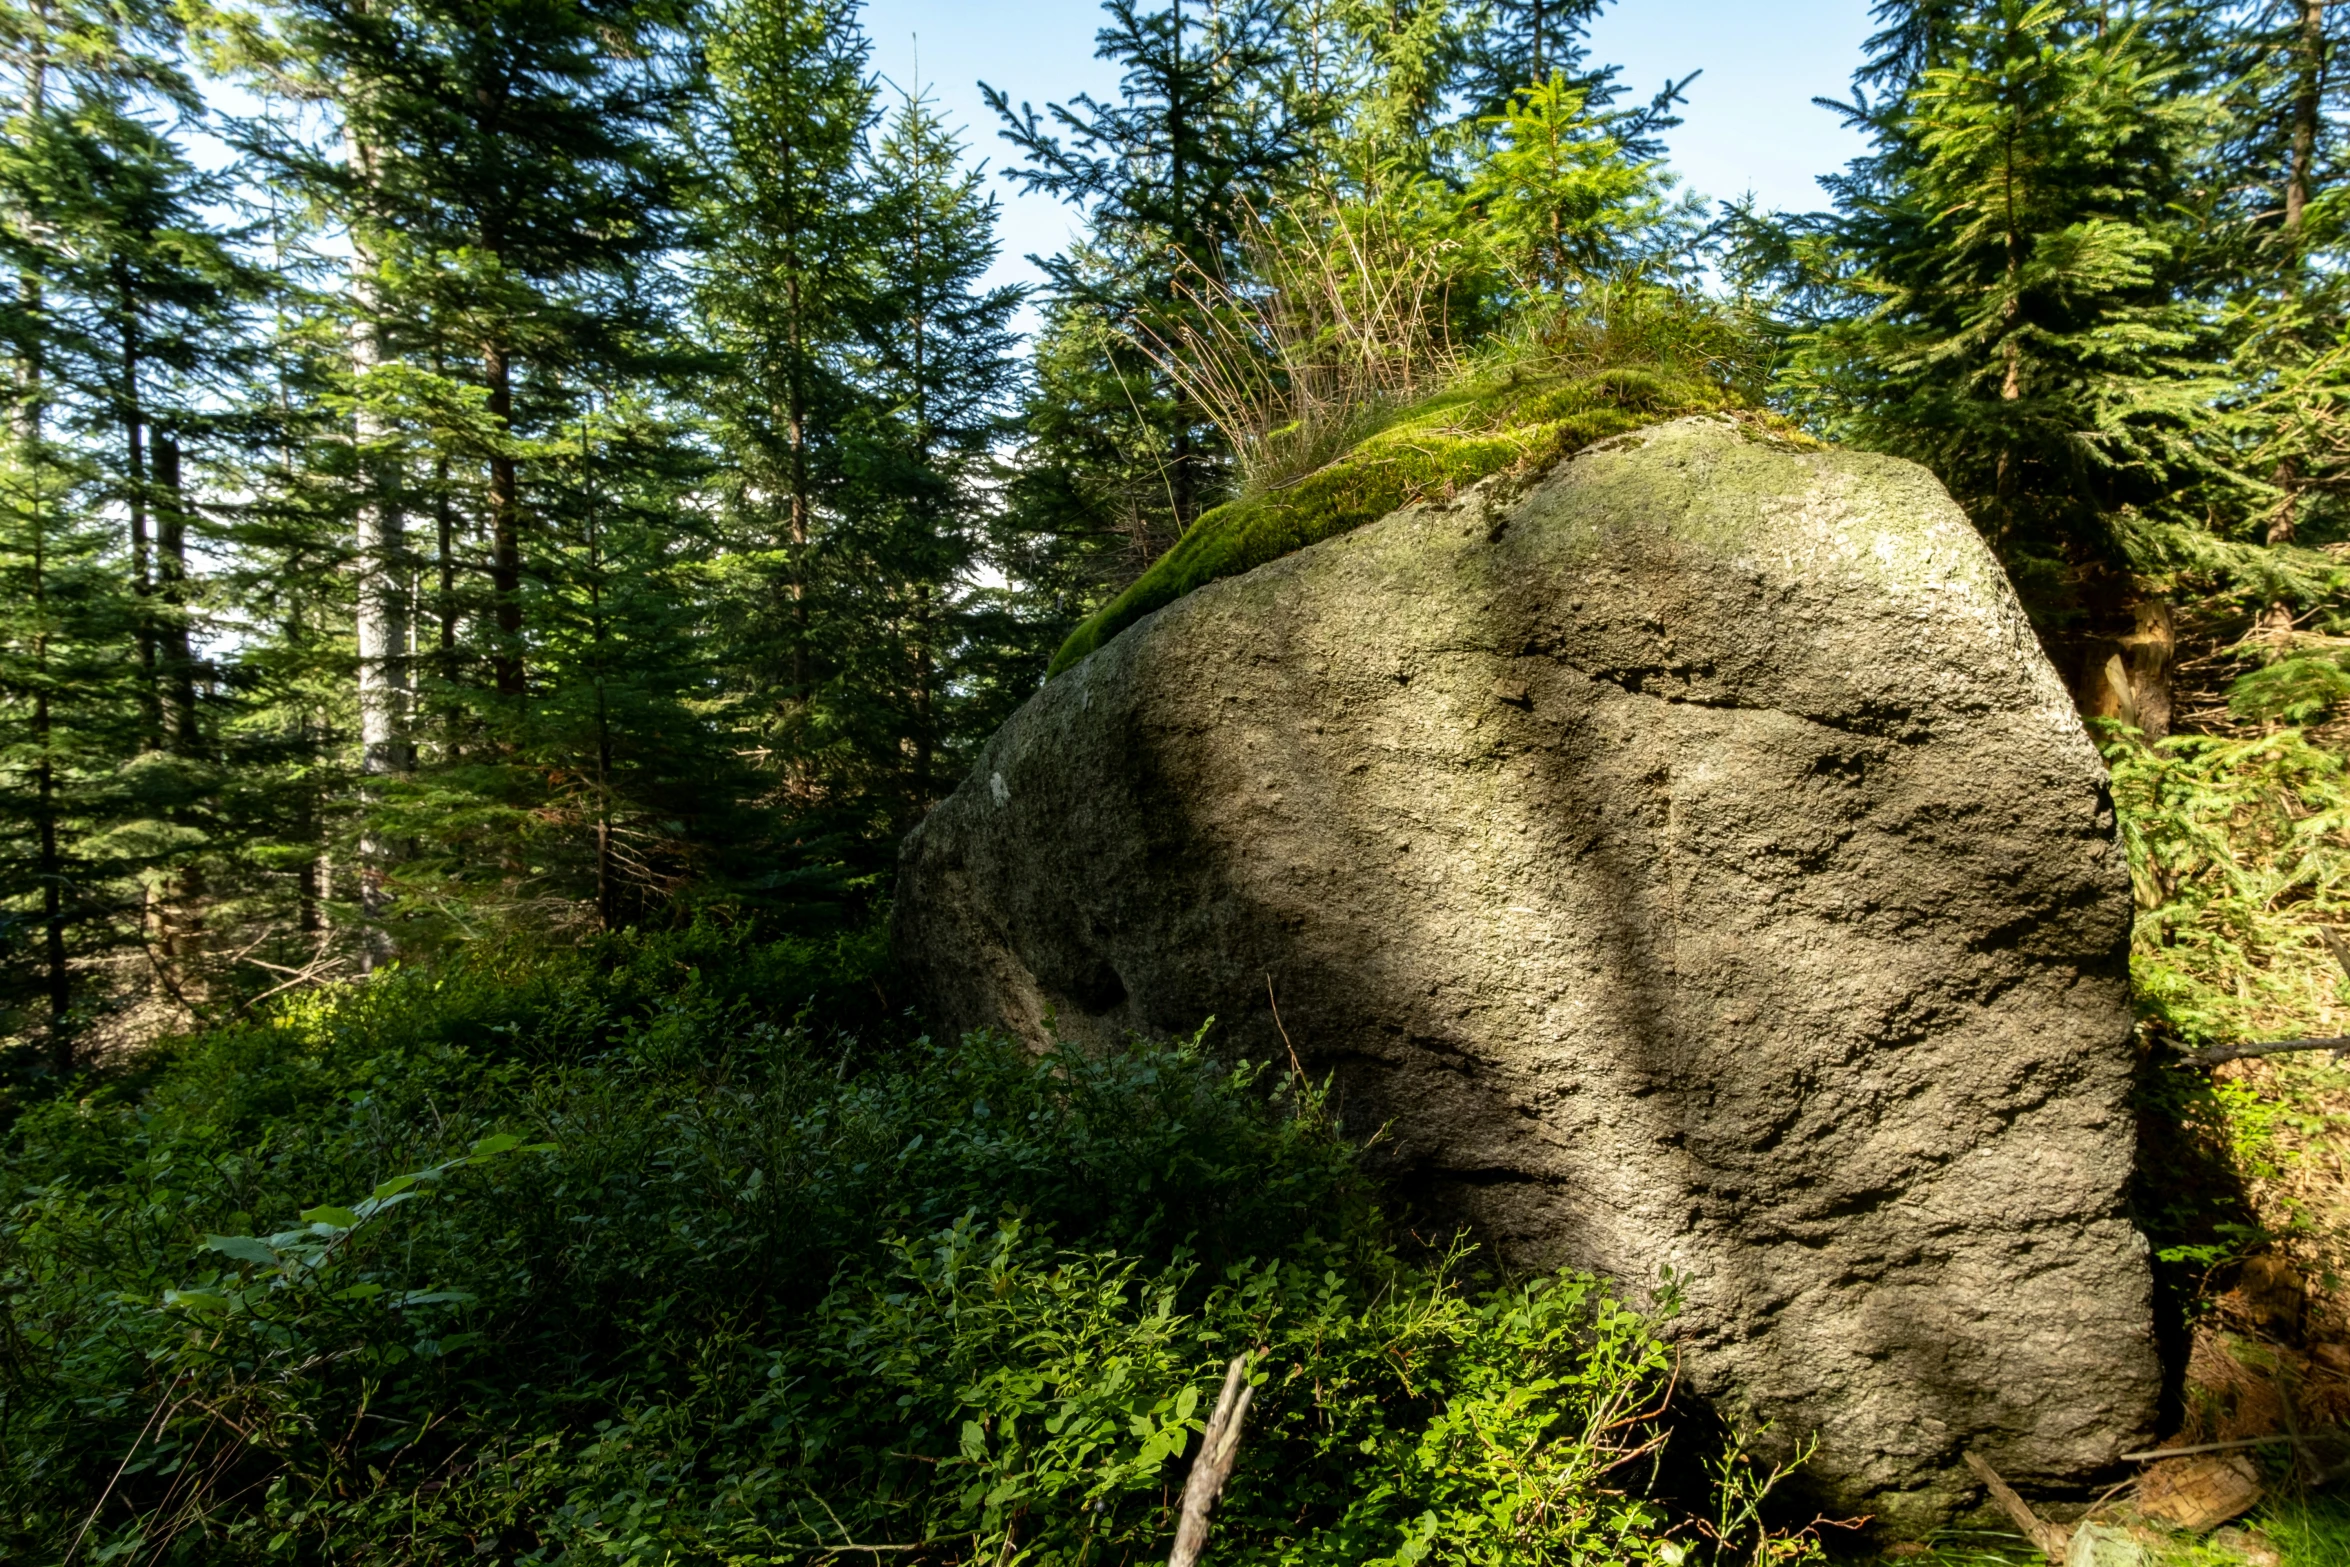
{"left": 2208, "top": 0, "right": 2350, "bottom": 547}
{"left": 1776, "top": 0, "right": 2211, "bottom": 660}
{"left": 842, "top": 88, "right": 1021, "bottom": 830}
{"left": 987, "top": 0, "right": 1322, "bottom": 541}
{"left": 695, "top": 0, "right": 873, "bottom": 878}
{"left": 240, "top": 0, "right": 698, "bottom": 943}
{"left": 0, "top": 0, "right": 252, "bottom": 1055}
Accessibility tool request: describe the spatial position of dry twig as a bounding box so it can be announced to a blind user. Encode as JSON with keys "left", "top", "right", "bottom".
{"left": 1264, "top": 975, "right": 1306, "bottom": 1085}
{"left": 1170, "top": 1358, "right": 1254, "bottom": 1567}
{"left": 1962, "top": 1451, "right": 2069, "bottom": 1564}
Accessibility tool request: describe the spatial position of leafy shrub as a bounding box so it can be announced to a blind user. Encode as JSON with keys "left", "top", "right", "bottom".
{"left": 0, "top": 924, "right": 1689, "bottom": 1565}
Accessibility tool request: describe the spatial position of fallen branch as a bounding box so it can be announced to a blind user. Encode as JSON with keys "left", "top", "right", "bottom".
{"left": 2119, "top": 1435, "right": 2296, "bottom": 1462}
{"left": 2180, "top": 1037, "right": 2350, "bottom": 1067}
{"left": 1170, "top": 1358, "right": 1254, "bottom": 1567}
{"left": 1962, "top": 1451, "right": 2069, "bottom": 1564}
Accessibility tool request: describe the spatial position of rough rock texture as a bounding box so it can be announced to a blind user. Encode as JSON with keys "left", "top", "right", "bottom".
{"left": 893, "top": 415, "right": 2160, "bottom": 1527}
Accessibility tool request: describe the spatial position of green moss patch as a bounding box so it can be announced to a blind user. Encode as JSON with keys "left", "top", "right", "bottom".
{"left": 1047, "top": 365, "right": 1730, "bottom": 676}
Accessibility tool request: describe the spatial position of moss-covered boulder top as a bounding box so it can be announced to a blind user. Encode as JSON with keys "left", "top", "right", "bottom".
{"left": 1046, "top": 363, "right": 1733, "bottom": 676}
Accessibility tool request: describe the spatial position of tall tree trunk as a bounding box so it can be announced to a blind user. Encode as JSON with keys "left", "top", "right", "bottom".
{"left": 2285, "top": 0, "right": 2324, "bottom": 242}
{"left": 35, "top": 682, "right": 66, "bottom": 1065}
{"left": 28, "top": 504, "right": 68, "bottom": 1065}
{"left": 911, "top": 585, "right": 935, "bottom": 819}
{"left": 787, "top": 273, "right": 811, "bottom": 705}
{"left": 154, "top": 433, "right": 199, "bottom": 754}
{"left": 1166, "top": 0, "right": 1197, "bottom": 534}
{"left": 2270, "top": 0, "right": 2325, "bottom": 545}
{"left": 152, "top": 433, "right": 207, "bottom": 984}
{"left": 296, "top": 720, "right": 324, "bottom": 939}
{"left": 19, "top": 1, "right": 63, "bottom": 1062}
{"left": 435, "top": 451, "right": 456, "bottom": 689}
{"left": 348, "top": 163, "right": 410, "bottom": 971}
{"left": 585, "top": 424, "right": 615, "bottom": 930}
{"left": 486, "top": 340, "right": 524, "bottom": 696}
{"left": 117, "top": 283, "right": 159, "bottom": 749}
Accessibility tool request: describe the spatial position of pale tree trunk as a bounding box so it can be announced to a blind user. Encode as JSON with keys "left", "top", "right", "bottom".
{"left": 154, "top": 433, "right": 199, "bottom": 754}
{"left": 486, "top": 340, "right": 523, "bottom": 696}
{"left": 17, "top": 9, "right": 67, "bottom": 1063}
{"left": 153, "top": 433, "right": 206, "bottom": 989}
{"left": 116, "top": 277, "right": 159, "bottom": 748}
{"left": 348, "top": 136, "right": 410, "bottom": 973}
{"left": 2271, "top": 0, "right": 2326, "bottom": 546}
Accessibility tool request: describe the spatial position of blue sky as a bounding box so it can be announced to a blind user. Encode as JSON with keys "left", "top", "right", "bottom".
{"left": 857, "top": 0, "right": 1880, "bottom": 302}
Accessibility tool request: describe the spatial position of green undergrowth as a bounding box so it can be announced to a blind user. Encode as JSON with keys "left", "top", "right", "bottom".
{"left": 2107, "top": 725, "right": 2350, "bottom": 1049}
{"left": 0, "top": 920, "right": 1742, "bottom": 1566}
{"left": 1046, "top": 362, "right": 1731, "bottom": 676}
{"left": 2106, "top": 721, "right": 2350, "bottom": 1263}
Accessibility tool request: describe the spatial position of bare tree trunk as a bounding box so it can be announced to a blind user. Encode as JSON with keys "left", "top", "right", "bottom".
{"left": 36, "top": 685, "right": 66, "bottom": 1065}
{"left": 297, "top": 728, "right": 325, "bottom": 938}
{"left": 2270, "top": 1, "right": 2326, "bottom": 545}
{"left": 154, "top": 433, "right": 200, "bottom": 754}
{"left": 2285, "top": 0, "right": 2324, "bottom": 242}
{"left": 348, "top": 163, "right": 410, "bottom": 971}
{"left": 27, "top": 506, "right": 68, "bottom": 1065}
{"left": 117, "top": 281, "right": 159, "bottom": 749}
{"left": 19, "top": 1, "right": 64, "bottom": 1063}
{"left": 152, "top": 433, "right": 207, "bottom": 990}
{"left": 911, "top": 585, "right": 935, "bottom": 820}
{"left": 786, "top": 272, "right": 811, "bottom": 706}
{"left": 486, "top": 341, "right": 524, "bottom": 697}
{"left": 434, "top": 450, "right": 456, "bottom": 717}
{"left": 584, "top": 428, "right": 615, "bottom": 930}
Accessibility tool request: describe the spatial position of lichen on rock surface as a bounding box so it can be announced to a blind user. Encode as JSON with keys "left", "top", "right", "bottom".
{"left": 898, "top": 415, "right": 2161, "bottom": 1528}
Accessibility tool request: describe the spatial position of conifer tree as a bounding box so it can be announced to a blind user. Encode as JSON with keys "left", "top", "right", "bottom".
{"left": 844, "top": 88, "right": 1021, "bottom": 828}
{"left": 695, "top": 0, "right": 873, "bottom": 858}
{"left": 237, "top": 0, "right": 697, "bottom": 944}
{"left": 2209, "top": 0, "right": 2350, "bottom": 547}
{"left": 1776, "top": 0, "right": 2211, "bottom": 638}
{"left": 987, "top": 0, "right": 1323, "bottom": 542}
{"left": 1469, "top": 69, "right": 1691, "bottom": 291}
{"left": 0, "top": 0, "right": 252, "bottom": 1054}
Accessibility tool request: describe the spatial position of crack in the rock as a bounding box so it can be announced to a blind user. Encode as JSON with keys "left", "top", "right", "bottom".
{"left": 1558, "top": 660, "right": 1927, "bottom": 741}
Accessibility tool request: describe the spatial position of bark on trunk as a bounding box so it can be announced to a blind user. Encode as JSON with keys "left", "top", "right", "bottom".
{"left": 487, "top": 342, "right": 524, "bottom": 696}
{"left": 117, "top": 286, "right": 159, "bottom": 748}
{"left": 2079, "top": 594, "right": 2176, "bottom": 740}
{"left": 348, "top": 130, "right": 410, "bottom": 970}
{"left": 2286, "top": 0, "right": 2324, "bottom": 242}
{"left": 351, "top": 315, "right": 409, "bottom": 763}
{"left": 786, "top": 274, "right": 810, "bottom": 705}
{"left": 154, "top": 433, "right": 200, "bottom": 754}
{"left": 2270, "top": 1, "right": 2325, "bottom": 544}
{"left": 19, "top": 9, "right": 63, "bottom": 1063}
{"left": 911, "top": 586, "right": 935, "bottom": 822}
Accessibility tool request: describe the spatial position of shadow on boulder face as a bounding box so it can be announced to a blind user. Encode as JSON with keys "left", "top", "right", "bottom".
{"left": 892, "top": 416, "right": 2161, "bottom": 1532}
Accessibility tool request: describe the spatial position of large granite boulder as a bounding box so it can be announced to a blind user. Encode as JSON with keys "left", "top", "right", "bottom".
{"left": 893, "top": 415, "right": 2159, "bottom": 1527}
